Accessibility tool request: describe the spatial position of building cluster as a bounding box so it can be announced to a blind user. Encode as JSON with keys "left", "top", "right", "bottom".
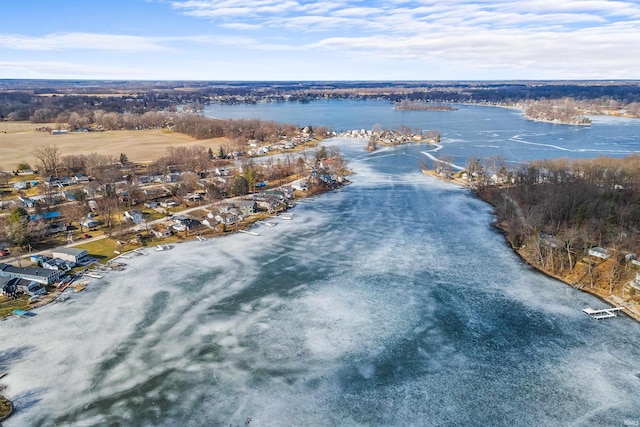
{"left": 1, "top": 247, "right": 89, "bottom": 299}
{"left": 337, "top": 128, "right": 437, "bottom": 146}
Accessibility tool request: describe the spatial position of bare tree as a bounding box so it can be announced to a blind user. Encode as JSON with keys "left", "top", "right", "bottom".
{"left": 33, "top": 145, "right": 61, "bottom": 177}
{"left": 59, "top": 201, "right": 90, "bottom": 233}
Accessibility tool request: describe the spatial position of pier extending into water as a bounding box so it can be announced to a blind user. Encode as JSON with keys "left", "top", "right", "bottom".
{"left": 582, "top": 307, "right": 623, "bottom": 320}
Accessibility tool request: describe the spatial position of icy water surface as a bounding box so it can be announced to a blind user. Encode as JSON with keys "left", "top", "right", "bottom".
{"left": 2, "top": 133, "right": 640, "bottom": 425}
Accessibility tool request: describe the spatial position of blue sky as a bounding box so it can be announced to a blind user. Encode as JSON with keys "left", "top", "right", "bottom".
{"left": 1, "top": 0, "right": 639, "bottom": 80}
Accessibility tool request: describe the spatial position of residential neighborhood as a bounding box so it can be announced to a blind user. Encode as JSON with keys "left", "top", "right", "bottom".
{"left": 0, "top": 133, "right": 350, "bottom": 315}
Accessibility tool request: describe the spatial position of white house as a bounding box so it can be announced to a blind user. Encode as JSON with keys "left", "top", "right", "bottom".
{"left": 588, "top": 247, "right": 611, "bottom": 259}
{"left": 82, "top": 218, "right": 99, "bottom": 229}
{"left": 291, "top": 179, "right": 308, "bottom": 191}
{"left": 51, "top": 247, "right": 90, "bottom": 265}
{"left": 0, "top": 262, "right": 64, "bottom": 285}
{"left": 124, "top": 209, "right": 144, "bottom": 224}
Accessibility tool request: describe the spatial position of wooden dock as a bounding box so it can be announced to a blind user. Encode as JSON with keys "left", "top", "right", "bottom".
{"left": 582, "top": 307, "right": 623, "bottom": 320}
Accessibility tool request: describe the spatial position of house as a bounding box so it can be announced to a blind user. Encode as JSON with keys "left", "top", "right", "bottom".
{"left": 151, "top": 227, "right": 172, "bottom": 238}
{"left": 0, "top": 262, "right": 64, "bottom": 285}
{"left": 264, "top": 189, "right": 285, "bottom": 200}
{"left": 629, "top": 272, "right": 640, "bottom": 292}
{"left": 143, "top": 188, "right": 171, "bottom": 200}
{"left": 42, "top": 257, "right": 75, "bottom": 271}
{"left": 214, "top": 213, "right": 238, "bottom": 225}
{"left": 73, "top": 174, "right": 90, "bottom": 184}
{"left": 29, "top": 211, "right": 61, "bottom": 222}
{"left": 63, "top": 190, "right": 77, "bottom": 201}
{"left": 17, "top": 279, "right": 47, "bottom": 296}
{"left": 82, "top": 218, "right": 99, "bottom": 229}
{"left": 137, "top": 175, "right": 152, "bottom": 185}
{"left": 1, "top": 277, "right": 20, "bottom": 298}
{"left": 588, "top": 247, "right": 611, "bottom": 259}
{"left": 291, "top": 179, "right": 308, "bottom": 191}
{"left": 239, "top": 200, "right": 258, "bottom": 216}
{"left": 160, "top": 200, "right": 177, "bottom": 208}
{"left": 124, "top": 209, "right": 144, "bottom": 224}
{"left": 18, "top": 196, "right": 36, "bottom": 208}
{"left": 44, "top": 176, "right": 62, "bottom": 188}
{"left": 166, "top": 172, "right": 181, "bottom": 183}
{"left": 50, "top": 247, "right": 90, "bottom": 265}
{"left": 47, "top": 222, "right": 68, "bottom": 235}
{"left": 13, "top": 181, "right": 28, "bottom": 190}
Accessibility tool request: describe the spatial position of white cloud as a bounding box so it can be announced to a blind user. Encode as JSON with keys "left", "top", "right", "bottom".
{"left": 221, "top": 22, "right": 264, "bottom": 30}
{"left": 0, "top": 61, "right": 149, "bottom": 77}
{"left": 4, "top": 0, "right": 640, "bottom": 79}
{"left": 0, "top": 32, "right": 170, "bottom": 52}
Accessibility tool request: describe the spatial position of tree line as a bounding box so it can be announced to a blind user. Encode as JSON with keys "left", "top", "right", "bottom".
{"left": 473, "top": 156, "right": 640, "bottom": 284}
{"left": 4, "top": 81, "right": 640, "bottom": 123}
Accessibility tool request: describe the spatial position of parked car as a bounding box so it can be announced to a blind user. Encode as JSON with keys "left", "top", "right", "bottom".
{"left": 0, "top": 248, "right": 10, "bottom": 256}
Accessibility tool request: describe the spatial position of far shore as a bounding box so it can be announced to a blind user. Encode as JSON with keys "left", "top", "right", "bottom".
{"left": 421, "top": 168, "right": 640, "bottom": 323}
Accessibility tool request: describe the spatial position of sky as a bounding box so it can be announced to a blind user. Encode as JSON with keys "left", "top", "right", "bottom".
{"left": 0, "top": 0, "right": 639, "bottom": 81}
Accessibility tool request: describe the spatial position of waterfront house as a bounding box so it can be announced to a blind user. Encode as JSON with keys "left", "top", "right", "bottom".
{"left": 50, "top": 247, "right": 90, "bottom": 265}
{"left": 588, "top": 247, "right": 611, "bottom": 259}
{"left": 291, "top": 179, "right": 308, "bottom": 191}
{"left": 42, "top": 257, "right": 75, "bottom": 271}
{"left": 0, "top": 262, "right": 64, "bottom": 285}
{"left": 1, "top": 277, "right": 20, "bottom": 298}
{"left": 152, "top": 227, "right": 172, "bottom": 238}
{"left": 239, "top": 200, "right": 258, "bottom": 216}
{"left": 17, "top": 279, "right": 47, "bottom": 296}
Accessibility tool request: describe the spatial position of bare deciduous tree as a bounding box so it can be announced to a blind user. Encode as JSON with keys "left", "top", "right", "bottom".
{"left": 33, "top": 145, "right": 61, "bottom": 177}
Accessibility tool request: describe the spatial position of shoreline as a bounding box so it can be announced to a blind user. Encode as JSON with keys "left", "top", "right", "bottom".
{"left": 0, "top": 179, "right": 350, "bottom": 420}
{"left": 0, "top": 395, "right": 12, "bottom": 423}
{"left": 421, "top": 168, "right": 640, "bottom": 323}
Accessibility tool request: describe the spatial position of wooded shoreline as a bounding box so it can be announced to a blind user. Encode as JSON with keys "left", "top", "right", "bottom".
{"left": 422, "top": 168, "right": 640, "bottom": 323}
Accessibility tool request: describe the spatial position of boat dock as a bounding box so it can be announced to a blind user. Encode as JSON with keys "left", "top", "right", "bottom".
{"left": 239, "top": 229, "right": 260, "bottom": 236}
{"left": 582, "top": 307, "right": 623, "bottom": 320}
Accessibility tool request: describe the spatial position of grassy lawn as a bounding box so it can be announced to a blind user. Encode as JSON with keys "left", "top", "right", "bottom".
{"left": 73, "top": 237, "right": 140, "bottom": 262}
{"left": 0, "top": 296, "right": 29, "bottom": 318}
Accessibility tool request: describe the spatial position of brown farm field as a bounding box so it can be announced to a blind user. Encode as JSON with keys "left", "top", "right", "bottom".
{"left": 0, "top": 122, "right": 228, "bottom": 168}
